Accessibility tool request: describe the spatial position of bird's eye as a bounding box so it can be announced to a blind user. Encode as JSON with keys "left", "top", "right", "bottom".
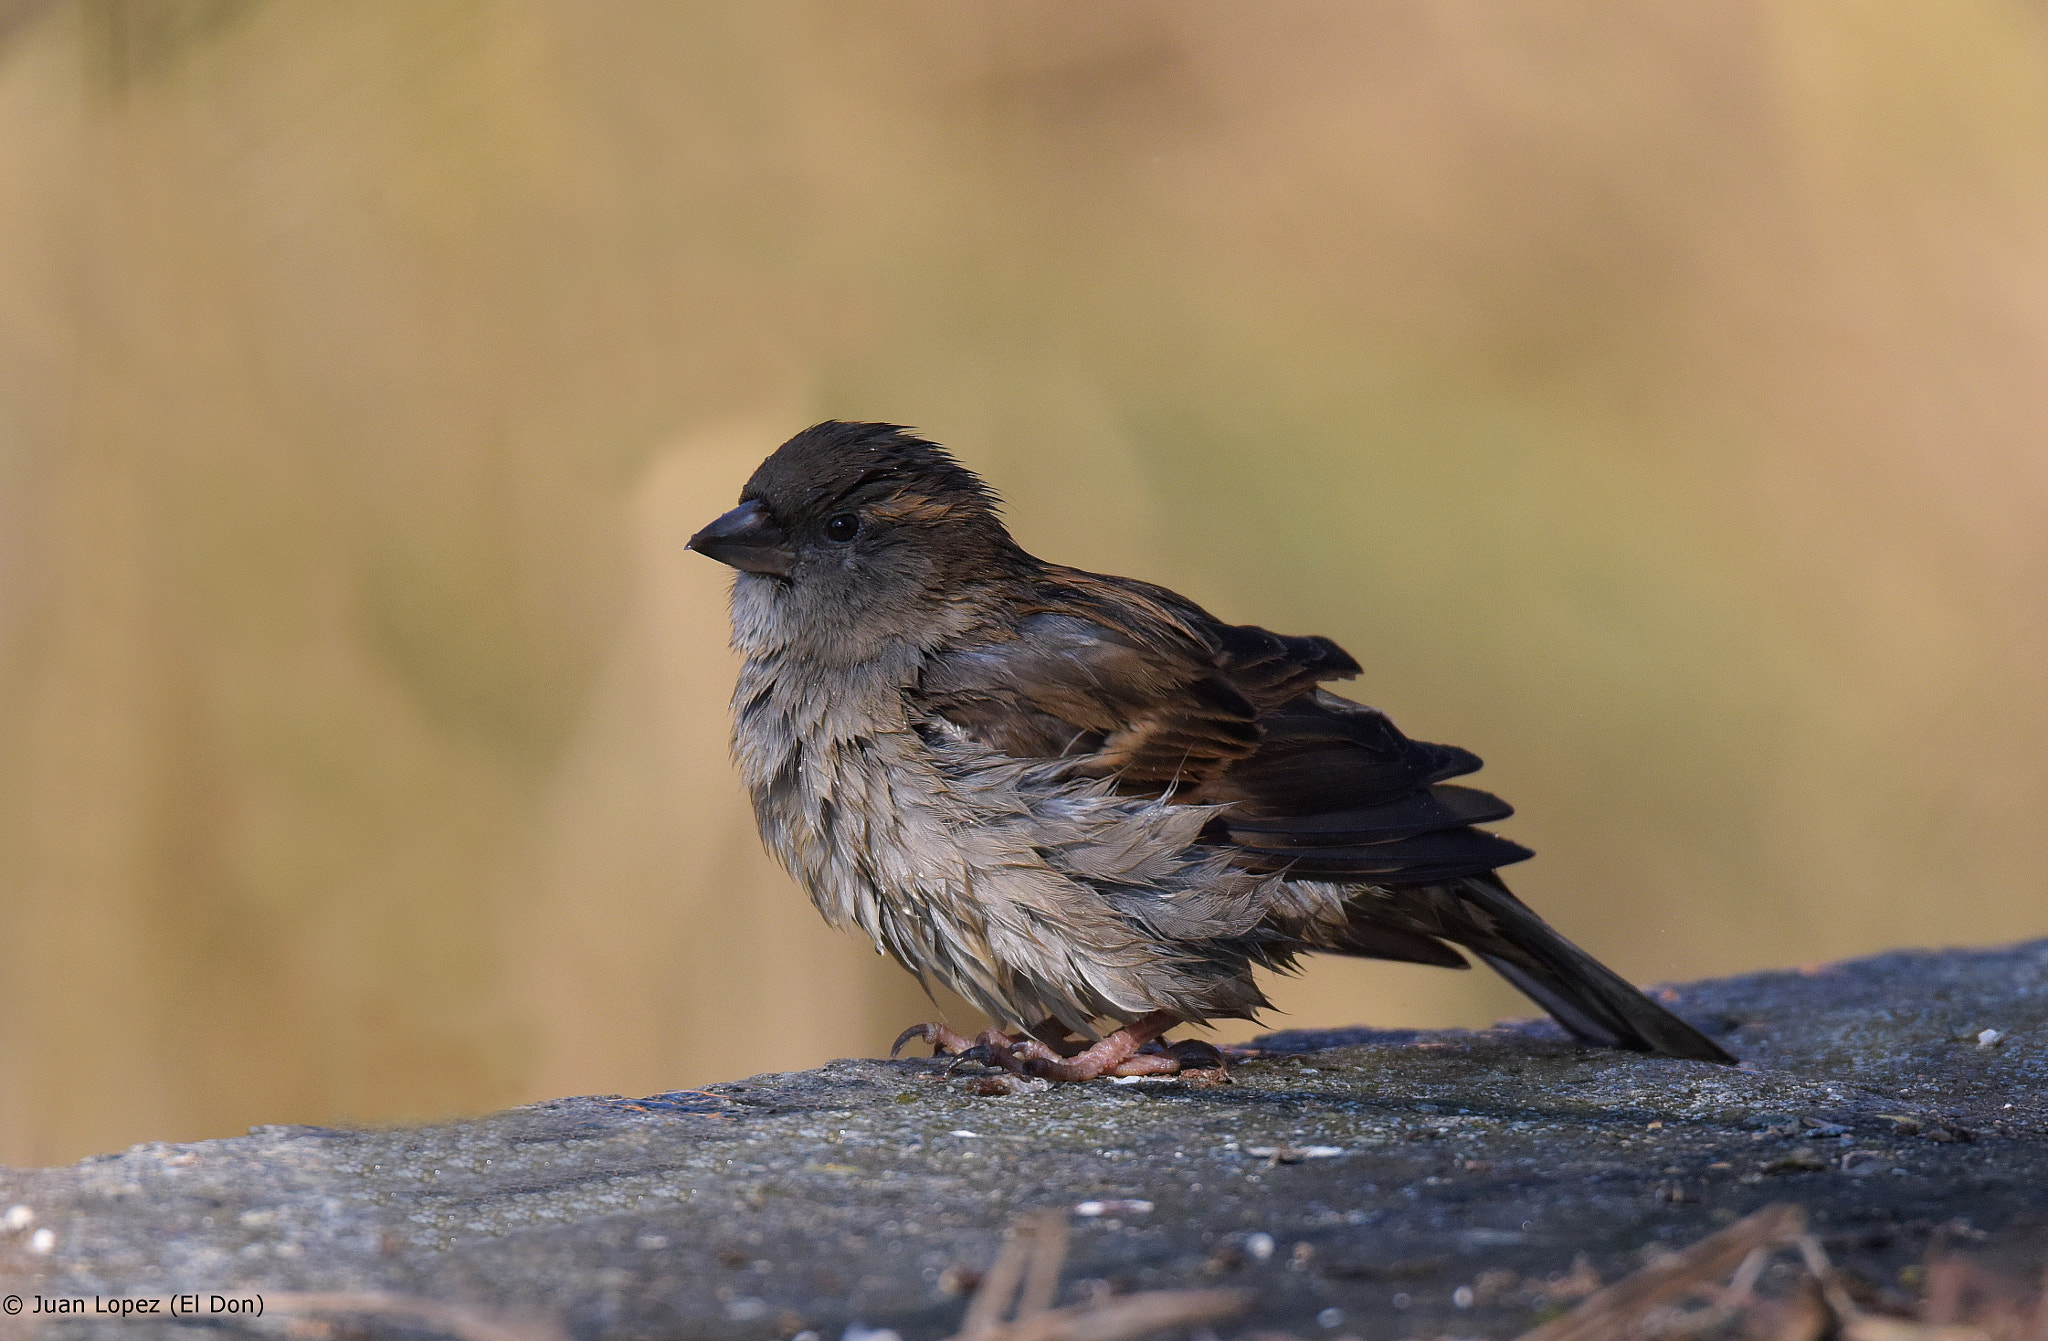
{"left": 824, "top": 513, "right": 860, "bottom": 543}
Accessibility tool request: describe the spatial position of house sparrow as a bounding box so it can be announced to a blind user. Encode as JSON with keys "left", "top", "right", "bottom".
{"left": 688, "top": 421, "right": 1736, "bottom": 1079}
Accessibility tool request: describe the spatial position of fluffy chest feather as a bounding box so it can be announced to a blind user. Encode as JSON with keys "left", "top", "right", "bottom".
{"left": 727, "top": 646, "right": 1270, "bottom": 1032}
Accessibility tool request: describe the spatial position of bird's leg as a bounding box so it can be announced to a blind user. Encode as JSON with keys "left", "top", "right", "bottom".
{"left": 1019, "top": 1011, "right": 1182, "bottom": 1082}
{"left": 890, "top": 1022, "right": 981, "bottom": 1058}
{"left": 1105, "top": 1036, "right": 1229, "bottom": 1078}
{"left": 890, "top": 1018, "right": 1076, "bottom": 1062}
{"left": 899, "top": 1014, "right": 1230, "bottom": 1082}
{"left": 949, "top": 1028, "right": 1063, "bottom": 1070}
{"left": 1022, "top": 1018, "right": 1092, "bottom": 1057}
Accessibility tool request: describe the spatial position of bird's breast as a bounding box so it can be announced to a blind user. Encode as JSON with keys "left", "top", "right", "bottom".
{"left": 726, "top": 653, "right": 1275, "bottom": 1030}
{"left": 730, "top": 654, "right": 952, "bottom": 935}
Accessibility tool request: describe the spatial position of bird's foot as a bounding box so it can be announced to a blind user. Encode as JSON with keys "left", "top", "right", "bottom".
{"left": 1115, "top": 1037, "right": 1230, "bottom": 1081}
{"left": 1156, "top": 1037, "right": 1232, "bottom": 1081}
{"left": 896, "top": 1014, "right": 1229, "bottom": 1082}
{"left": 949, "top": 1029, "right": 1067, "bottom": 1074}
{"left": 890, "top": 1018, "right": 1089, "bottom": 1062}
{"left": 1000, "top": 1011, "right": 1187, "bottom": 1082}
{"left": 890, "top": 1022, "right": 981, "bottom": 1058}
{"left": 891, "top": 1024, "right": 1073, "bottom": 1075}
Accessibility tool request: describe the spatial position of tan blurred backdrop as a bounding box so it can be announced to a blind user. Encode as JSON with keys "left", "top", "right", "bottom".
{"left": 2, "top": 1, "right": 2046, "bottom": 1167}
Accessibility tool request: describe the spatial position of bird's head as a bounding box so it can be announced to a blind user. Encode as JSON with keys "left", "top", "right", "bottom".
{"left": 689, "top": 421, "right": 1026, "bottom": 662}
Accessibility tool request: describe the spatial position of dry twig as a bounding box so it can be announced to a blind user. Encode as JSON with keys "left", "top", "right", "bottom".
{"left": 950, "top": 1210, "right": 1249, "bottom": 1341}
{"left": 1512, "top": 1203, "right": 2048, "bottom": 1341}
{"left": 264, "top": 1291, "right": 569, "bottom": 1341}
{"left": 1517, "top": 1203, "right": 1809, "bottom": 1341}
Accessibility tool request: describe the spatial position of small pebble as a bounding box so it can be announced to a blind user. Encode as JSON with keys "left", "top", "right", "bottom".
{"left": 3, "top": 1205, "right": 31, "bottom": 1230}
{"left": 1454, "top": 1285, "right": 1475, "bottom": 1308}
{"left": 28, "top": 1228, "right": 54, "bottom": 1254}
{"left": 1244, "top": 1145, "right": 1345, "bottom": 1161}
{"left": 1317, "top": 1307, "right": 1344, "bottom": 1327}
{"left": 1245, "top": 1232, "right": 1275, "bottom": 1261}
{"left": 1073, "top": 1200, "right": 1153, "bottom": 1217}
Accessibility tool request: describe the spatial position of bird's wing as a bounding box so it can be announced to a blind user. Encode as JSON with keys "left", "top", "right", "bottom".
{"left": 917, "top": 567, "right": 1528, "bottom": 884}
{"left": 918, "top": 565, "right": 1335, "bottom": 787}
{"left": 1205, "top": 688, "right": 1533, "bottom": 885}
{"left": 916, "top": 601, "right": 1263, "bottom": 789}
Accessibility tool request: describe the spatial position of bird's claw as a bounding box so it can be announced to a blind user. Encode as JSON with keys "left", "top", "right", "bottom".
{"left": 891, "top": 1022, "right": 979, "bottom": 1058}
{"left": 946, "top": 1042, "right": 1008, "bottom": 1074}
{"left": 889, "top": 1014, "right": 1227, "bottom": 1083}
{"left": 1165, "top": 1038, "right": 1228, "bottom": 1069}
{"left": 1161, "top": 1038, "right": 1232, "bottom": 1082}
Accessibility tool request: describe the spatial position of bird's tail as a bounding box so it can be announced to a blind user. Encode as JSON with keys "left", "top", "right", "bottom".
{"left": 1454, "top": 873, "right": 1736, "bottom": 1064}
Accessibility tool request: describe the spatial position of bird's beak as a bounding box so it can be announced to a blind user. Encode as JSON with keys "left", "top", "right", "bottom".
{"left": 687, "top": 499, "right": 795, "bottom": 576}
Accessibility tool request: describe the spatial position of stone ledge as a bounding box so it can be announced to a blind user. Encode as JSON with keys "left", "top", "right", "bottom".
{"left": 3, "top": 942, "right": 2044, "bottom": 1339}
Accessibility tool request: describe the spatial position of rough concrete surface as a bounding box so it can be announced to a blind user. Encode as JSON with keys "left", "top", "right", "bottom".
{"left": 3, "top": 941, "right": 2045, "bottom": 1340}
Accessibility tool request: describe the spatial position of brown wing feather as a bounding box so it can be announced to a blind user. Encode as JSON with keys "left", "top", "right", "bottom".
{"left": 917, "top": 567, "right": 1526, "bottom": 881}
{"left": 921, "top": 566, "right": 1274, "bottom": 791}
{"left": 920, "top": 610, "right": 1259, "bottom": 787}
{"left": 1209, "top": 621, "right": 1362, "bottom": 708}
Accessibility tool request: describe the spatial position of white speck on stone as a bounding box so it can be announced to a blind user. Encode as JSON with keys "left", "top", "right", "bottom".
{"left": 1977, "top": 1029, "right": 2004, "bottom": 1048}
{"left": 948, "top": 1130, "right": 979, "bottom": 1138}
{"left": 1454, "top": 1286, "right": 1475, "bottom": 1308}
{"left": 3, "top": 1205, "right": 31, "bottom": 1230}
{"left": 28, "top": 1228, "right": 54, "bottom": 1254}
{"left": 1317, "top": 1308, "right": 1343, "bottom": 1327}
{"left": 1245, "top": 1232, "right": 1275, "bottom": 1261}
{"left": 1074, "top": 1200, "right": 1154, "bottom": 1217}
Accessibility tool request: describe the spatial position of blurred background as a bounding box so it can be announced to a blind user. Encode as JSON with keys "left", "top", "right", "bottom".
{"left": 1, "top": 1, "right": 2045, "bottom": 1168}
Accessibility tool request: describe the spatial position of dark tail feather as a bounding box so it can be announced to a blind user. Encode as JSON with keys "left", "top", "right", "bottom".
{"left": 1455, "top": 874, "right": 1736, "bottom": 1065}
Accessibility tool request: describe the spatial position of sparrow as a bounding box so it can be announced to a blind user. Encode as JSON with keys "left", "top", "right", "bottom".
{"left": 687, "top": 421, "right": 1736, "bottom": 1080}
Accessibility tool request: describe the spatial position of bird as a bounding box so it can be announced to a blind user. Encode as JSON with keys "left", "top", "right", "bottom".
{"left": 687, "top": 421, "right": 1736, "bottom": 1080}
